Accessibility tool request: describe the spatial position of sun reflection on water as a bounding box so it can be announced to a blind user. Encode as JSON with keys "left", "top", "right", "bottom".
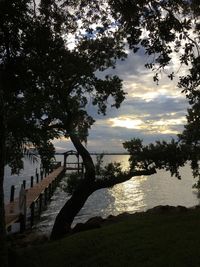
{"left": 107, "top": 176, "right": 147, "bottom": 215}
{"left": 34, "top": 156, "right": 200, "bottom": 235}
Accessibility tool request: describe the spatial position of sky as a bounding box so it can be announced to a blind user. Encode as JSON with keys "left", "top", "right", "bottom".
{"left": 53, "top": 48, "right": 189, "bottom": 153}
{"left": 28, "top": 0, "right": 192, "bottom": 154}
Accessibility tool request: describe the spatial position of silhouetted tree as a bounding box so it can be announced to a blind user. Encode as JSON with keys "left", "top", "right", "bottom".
{"left": 0, "top": 1, "right": 61, "bottom": 264}
{"left": 0, "top": 2, "right": 35, "bottom": 265}
{"left": 0, "top": 0, "right": 126, "bottom": 257}
{"left": 51, "top": 0, "right": 200, "bottom": 239}
{"left": 0, "top": 0, "right": 199, "bottom": 246}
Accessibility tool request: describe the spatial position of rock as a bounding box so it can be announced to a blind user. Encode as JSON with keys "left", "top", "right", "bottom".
{"left": 86, "top": 216, "right": 105, "bottom": 225}
{"left": 107, "top": 215, "right": 116, "bottom": 220}
{"left": 72, "top": 220, "right": 101, "bottom": 234}
{"left": 7, "top": 232, "right": 48, "bottom": 248}
{"left": 176, "top": 205, "right": 188, "bottom": 212}
{"left": 146, "top": 205, "right": 188, "bottom": 214}
{"left": 116, "top": 212, "right": 131, "bottom": 219}
{"left": 190, "top": 205, "right": 200, "bottom": 210}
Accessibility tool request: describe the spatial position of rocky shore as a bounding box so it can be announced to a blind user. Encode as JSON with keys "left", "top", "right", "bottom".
{"left": 72, "top": 204, "right": 200, "bottom": 233}
{"left": 7, "top": 204, "right": 200, "bottom": 248}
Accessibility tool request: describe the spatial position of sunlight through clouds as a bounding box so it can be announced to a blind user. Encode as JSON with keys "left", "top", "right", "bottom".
{"left": 52, "top": 47, "right": 189, "bottom": 152}
{"left": 52, "top": 137, "right": 71, "bottom": 152}
{"left": 152, "top": 117, "right": 186, "bottom": 126}
{"left": 110, "top": 117, "right": 143, "bottom": 129}
{"left": 127, "top": 84, "right": 182, "bottom": 102}
{"left": 109, "top": 115, "right": 186, "bottom": 135}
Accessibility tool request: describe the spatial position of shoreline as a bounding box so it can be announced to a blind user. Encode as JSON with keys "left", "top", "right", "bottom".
{"left": 7, "top": 204, "right": 200, "bottom": 248}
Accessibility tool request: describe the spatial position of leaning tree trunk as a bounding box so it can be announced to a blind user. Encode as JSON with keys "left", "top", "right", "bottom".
{"left": 50, "top": 133, "right": 157, "bottom": 240}
{"left": 50, "top": 133, "right": 96, "bottom": 240}
{"left": 50, "top": 180, "right": 96, "bottom": 240}
{"left": 0, "top": 87, "right": 8, "bottom": 266}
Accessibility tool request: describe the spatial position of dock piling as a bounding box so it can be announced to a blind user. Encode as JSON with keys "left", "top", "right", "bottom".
{"left": 38, "top": 194, "right": 43, "bottom": 215}
{"left": 30, "top": 202, "right": 35, "bottom": 227}
{"left": 5, "top": 164, "right": 66, "bottom": 233}
{"left": 10, "top": 185, "right": 15, "bottom": 202}
{"left": 40, "top": 170, "right": 43, "bottom": 180}
{"left": 31, "top": 176, "right": 34, "bottom": 188}
{"left": 23, "top": 180, "right": 26, "bottom": 189}
{"left": 44, "top": 188, "right": 48, "bottom": 206}
{"left": 36, "top": 173, "right": 39, "bottom": 183}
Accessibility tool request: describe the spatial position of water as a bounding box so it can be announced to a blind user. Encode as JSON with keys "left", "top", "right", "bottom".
{"left": 4, "top": 155, "right": 200, "bottom": 235}
{"left": 4, "top": 158, "right": 40, "bottom": 204}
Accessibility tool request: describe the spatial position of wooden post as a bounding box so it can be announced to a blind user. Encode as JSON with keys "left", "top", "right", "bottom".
{"left": 82, "top": 163, "right": 84, "bottom": 174}
{"left": 64, "top": 153, "right": 67, "bottom": 168}
{"left": 36, "top": 173, "right": 39, "bottom": 183}
{"left": 38, "top": 194, "right": 43, "bottom": 215}
{"left": 23, "top": 180, "right": 26, "bottom": 189}
{"left": 54, "top": 177, "right": 58, "bottom": 188}
{"left": 52, "top": 180, "right": 55, "bottom": 192}
{"left": 19, "top": 184, "right": 27, "bottom": 232}
{"left": 78, "top": 155, "right": 80, "bottom": 174}
{"left": 51, "top": 181, "right": 54, "bottom": 192}
{"left": 54, "top": 179, "right": 57, "bottom": 190}
{"left": 10, "top": 185, "right": 15, "bottom": 202}
{"left": 7, "top": 226, "right": 12, "bottom": 232}
{"left": 48, "top": 184, "right": 52, "bottom": 200}
{"left": 56, "top": 175, "right": 59, "bottom": 186}
{"left": 31, "top": 176, "right": 34, "bottom": 187}
{"left": 40, "top": 170, "right": 43, "bottom": 180}
{"left": 19, "top": 214, "right": 26, "bottom": 233}
{"left": 44, "top": 188, "right": 48, "bottom": 206}
{"left": 30, "top": 202, "right": 35, "bottom": 227}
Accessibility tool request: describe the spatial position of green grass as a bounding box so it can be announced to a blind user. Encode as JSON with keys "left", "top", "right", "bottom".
{"left": 13, "top": 210, "right": 200, "bottom": 267}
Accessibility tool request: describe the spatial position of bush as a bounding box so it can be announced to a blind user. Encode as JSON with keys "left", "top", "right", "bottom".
{"left": 64, "top": 172, "right": 83, "bottom": 195}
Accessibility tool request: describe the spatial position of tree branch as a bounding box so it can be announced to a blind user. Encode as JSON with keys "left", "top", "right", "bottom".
{"left": 33, "top": 0, "right": 36, "bottom": 17}
{"left": 161, "top": 5, "right": 200, "bottom": 56}
{"left": 69, "top": 133, "right": 95, "bottom": 180}
{"left": 94, "top": 168, "right": 156, "bottom": 190}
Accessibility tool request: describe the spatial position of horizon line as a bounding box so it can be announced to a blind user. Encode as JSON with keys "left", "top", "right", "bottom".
{"left": 55, "top": 152, "right": 129, "bottom": 155}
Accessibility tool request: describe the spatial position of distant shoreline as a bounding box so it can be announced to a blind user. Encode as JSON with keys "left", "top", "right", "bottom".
{"left": 24, "top": 150, "right": 129, "bottom": 156}
{"left": 55, "top": 152, "right": 129, "bottom": 155}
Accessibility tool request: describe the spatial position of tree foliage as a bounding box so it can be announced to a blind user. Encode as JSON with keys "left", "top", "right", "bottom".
{"left": 1, "top": 0, "right": 199, "bottom": 173}
{"left": 0, "top": 0, "right": 59, "bottom": 172}
{"left": 123, "top": 138, "right": 189, "bottom": 180}
{"left": 0, "top": 0, "right": 200, "bottom": 242}
{"left": 62, "top": 0, "right": 199, "bottom": 83}
{"left": 110, "top": 0, "right": 200, "bottom": 183}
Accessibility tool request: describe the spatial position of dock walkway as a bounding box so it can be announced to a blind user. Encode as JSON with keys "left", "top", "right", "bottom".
{"left": 5, "top": 166, "right": 65, "bottom": 231}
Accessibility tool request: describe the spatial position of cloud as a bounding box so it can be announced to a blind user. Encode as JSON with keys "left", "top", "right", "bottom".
{"left": 110, "top": 117, "right": 143, "bottom": 129}
{"left": 52, "top": 137, "right": 74, "bottom": 152}
{"left": 108, "top": 114, "right": 186, "bottom": 134}
{"left": 53, "top": 50, "right": 189, "bottom": 152}
{"left": 85, "top": 91, "right": 188, "bottom": 151}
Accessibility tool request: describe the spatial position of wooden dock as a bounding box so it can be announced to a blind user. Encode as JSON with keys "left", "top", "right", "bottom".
{"left": 66, "top": 162, "right": 84, "bottom": 173}
{"left": 5, "top": 165, "right": 65, "bottom": 231}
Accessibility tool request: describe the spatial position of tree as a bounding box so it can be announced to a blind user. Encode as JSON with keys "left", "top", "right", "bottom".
{"left": 0, "top": 0, "right": 127, "bottom": 256}
{"left": 50, "top": 0, "right": 200, "bottom": 239}
{"left": 0, "top": 2, "right": 35, "bottom": 265}
{"left": 114, "top": 0, "right": 200, "bottom": 183}
{"left": 0, "top": 1, "right": 62, "bottom": 264}
{"left": 1, "top": 0, "right": 199, "bottom": 245}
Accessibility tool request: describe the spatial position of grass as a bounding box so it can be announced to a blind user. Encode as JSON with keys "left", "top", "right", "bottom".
{"left": 13, "top": 210, "right": 200, "bottom": 267}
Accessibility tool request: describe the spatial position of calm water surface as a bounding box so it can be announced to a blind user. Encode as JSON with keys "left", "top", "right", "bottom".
{"left": 4, "top": 155, "right": 200, "bottom": 235}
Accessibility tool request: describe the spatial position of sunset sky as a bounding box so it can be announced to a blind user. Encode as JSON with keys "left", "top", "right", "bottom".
{"left": 53, "top": 49, "right": 189, "bottom": 153}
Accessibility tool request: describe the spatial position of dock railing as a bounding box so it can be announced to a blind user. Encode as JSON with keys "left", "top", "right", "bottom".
{"left": 5, "top": 162, "right": 65, "bottom": 233}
